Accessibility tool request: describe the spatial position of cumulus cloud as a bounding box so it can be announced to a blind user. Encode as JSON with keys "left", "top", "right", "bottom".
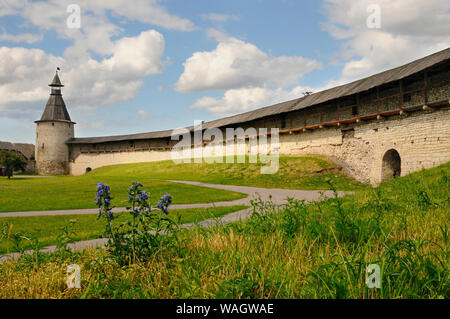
{"left": 176, "top": 29, "right": 321, "bottom": 115}
{"left": 174, "top": 29, "right": 322, "bottom": 93}
{"left": 0, "top": 0, "right": 191, "bottom": 120}
{"left": 189, "top": 86, "right": 314, "bottom": 116}
{"left": 0, "top": 29, "right": 42, "bottom": 44}
{"left": 0, "top": 47, "right": 63, "bottom": 116}
{"left": 322, "top": 0, "right": 450, "bottom": 85}
{"left": 0, "top": 0, "right": 195, "bottom": 33}
{"left": 0, "top": 30, "right": 165, "bottom": 119}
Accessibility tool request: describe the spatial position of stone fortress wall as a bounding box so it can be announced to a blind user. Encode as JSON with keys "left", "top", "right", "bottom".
{"left": 68, "top": 61, "right": 450, "bottom": 185}
{"left": 36, "top": 121, "right": 74, "bottom": 175}
{"left": 0, "top": 141, "right": 36, "bottom": 174}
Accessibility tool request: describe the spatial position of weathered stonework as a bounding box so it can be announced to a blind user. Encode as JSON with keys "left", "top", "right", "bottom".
{"left": 0, "top": 141, "right": 36, "bottom": 174}
{"left": 278, "top": 107, "right": 450, "bottom": 185}
{"left": 35, "top": 121, "right": 74, "bottom": 175}
{"left": 67, "top": 107, "right": 450, "bottom": 185}
{"left": 36, "top": 50, "right": 450, "bottom": 185}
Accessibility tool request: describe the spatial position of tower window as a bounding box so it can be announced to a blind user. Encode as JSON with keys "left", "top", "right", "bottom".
{"left": 52, "top": 122, "right": 54, "bottom": 126}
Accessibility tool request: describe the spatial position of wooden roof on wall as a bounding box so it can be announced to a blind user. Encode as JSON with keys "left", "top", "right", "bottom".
{"left": 68, "top": 47, "right": 450, "bottom": 144}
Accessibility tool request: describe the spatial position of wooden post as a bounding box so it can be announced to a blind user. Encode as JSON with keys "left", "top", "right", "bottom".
{"left": 376, "top": 86, "right": 380, "bottom": 115}
{"left": 303, "top": 111, "right": 307, "bottom": 129}
{"left": 356, "top": 93, "right": 360, "bottom": 118}
{"left": 424, "top": 70, "right": 429, "bottom": 104}
{"left": 337, "top": 99, "right": 341, "bottom": 125}
{"left": 399, "top": 79, "right": 404, "bottom": 114}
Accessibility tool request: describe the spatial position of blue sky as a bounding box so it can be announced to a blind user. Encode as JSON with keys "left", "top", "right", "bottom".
{"left": 0, "top": 0, "right": 449, "bottom": 143}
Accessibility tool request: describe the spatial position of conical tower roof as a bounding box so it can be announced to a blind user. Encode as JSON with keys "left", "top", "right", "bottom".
{"left": 49, "top": 72, "right": 64, "bottom": 87}
{"left": 35, "top": 70, "right": 74, "bottom": 123}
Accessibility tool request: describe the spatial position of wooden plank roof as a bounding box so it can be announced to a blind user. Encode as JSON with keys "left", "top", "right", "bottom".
{"left": 68, "top": 47, "right": 450, "bottom": 144}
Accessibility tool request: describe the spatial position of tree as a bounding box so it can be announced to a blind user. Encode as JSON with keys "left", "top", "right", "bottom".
{"left": 0, "top": 150, "right": 27, "bottom": 179}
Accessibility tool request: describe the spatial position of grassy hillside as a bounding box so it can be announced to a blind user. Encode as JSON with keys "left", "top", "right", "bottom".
{"left": 89, "top": 155, "right": 364, "bottom": 190}
{"left": 0, "top": 206, "right": 247, "bottom": 254}
{"left": 1, "top": 162, "right": 448, "bottom": 299}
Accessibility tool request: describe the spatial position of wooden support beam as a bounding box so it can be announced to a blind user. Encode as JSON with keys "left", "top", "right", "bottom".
{"left": 303, "top": 111, "right": 307, "bottom": 128}
{"left": 356, "top": 93, "right": 360, "bottom": 117}
{"left": 337, "top": 99, "right": 341, "bottom": 122}
{"left": 399, "top": 79, "right": 404, "bottom": 111}
{"left": 376, "top": 86, "right": 380, "bottom": 115}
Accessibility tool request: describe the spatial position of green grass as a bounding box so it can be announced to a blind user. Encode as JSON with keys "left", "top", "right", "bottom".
{"left": 0, "top": 206, "right": 247, "bottom": 254}
{"left": 0, "top": 155, "right": 362, "bottom": 213}
{"left": 87, "top": 155, "right": 364, "bottom": 190}
{"left": 0, "top": 177, "right": 245, "bottom": 213}
{"left": 0, "top": 163, "right": 448, "bottom": 299}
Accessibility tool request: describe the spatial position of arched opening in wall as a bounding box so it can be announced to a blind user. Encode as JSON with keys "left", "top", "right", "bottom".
{"left": 85, "top": 167, "right": 92, "bottom": 173}
{"left": 381, "top": 149, "right": 401, "bottom": 182}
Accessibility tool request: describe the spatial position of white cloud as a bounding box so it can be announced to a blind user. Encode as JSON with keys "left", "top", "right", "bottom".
{"left": 0, "top": 47, "right": 63, "bottom": 106}
{"left": 176, "top": 29, "right": 321, "bottom": 115}
{"left": 201, "top": 13, "right": 239, "bottom": 23}
{"left": 174, "top": 29, "right": 322, "bottom": 93}
{"left": 0, "top": 30, "right": 165, "bottom": 119}
{"left": 0, "top": 0, "right": 190, "bottom": 121}
{"left": 322, "top": 0, "right": 450, "bottom": 85}
{"left": 1, "top": 0, "right": 193, "bottom": 58}
{"left": 0, "top": 28, "right": 42, "bottom": 44}
{"left": 189, "top": 85, "right": 314, "bottom": 116}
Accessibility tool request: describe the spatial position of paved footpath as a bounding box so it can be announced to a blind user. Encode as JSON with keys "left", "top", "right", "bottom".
{"left": 0, "top": 180, "right": 345, "bottom": 218}
{"left": 0, "top": 181, "right": 348, "bottom": 263}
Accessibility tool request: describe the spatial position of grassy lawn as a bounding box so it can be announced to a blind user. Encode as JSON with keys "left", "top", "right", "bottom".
{"left": 0, "top": 163, "right": 448, "bottom": 298}
{"left": 87, "top": 155, "right": 365, "bottom": 190}
{"left": 0, "top": 206, "right": 247, "bottom": 254}
{"left": 0, "top": 155, "right": 363, "bottom": 213}
{"left": 0, "top": 176, "right": 245, "bottom": 213}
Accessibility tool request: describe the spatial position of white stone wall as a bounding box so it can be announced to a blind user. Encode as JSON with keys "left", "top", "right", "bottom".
{"left": 279, "top": 107, "right": 450, "bottom": 185}
{"left": 69, "top": 108, "right": 450, "bottom": 185}
{"left": 36, "top": 121, "right": 74, "bottom": 175}
{"left": 69, "top": 150, "right": 173, "bottom": 175}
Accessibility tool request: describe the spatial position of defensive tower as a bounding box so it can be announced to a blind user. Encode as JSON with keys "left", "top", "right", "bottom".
{"left": 35, "top": 70, "right": 75, "bottom": 175}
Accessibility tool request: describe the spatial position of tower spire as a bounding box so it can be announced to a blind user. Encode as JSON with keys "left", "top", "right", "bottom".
{"left": 49, "top": 68, "right": 64, "bottom": 87}
{"left": 35, "top": 69, "right": 74, "bottom": 123}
